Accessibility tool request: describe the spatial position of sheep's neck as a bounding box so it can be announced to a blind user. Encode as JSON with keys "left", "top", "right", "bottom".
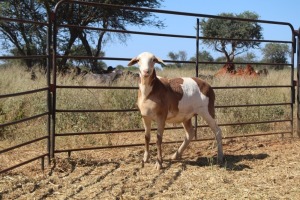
{"left": 139, "top": 71, "right": 156, "bottom": 99}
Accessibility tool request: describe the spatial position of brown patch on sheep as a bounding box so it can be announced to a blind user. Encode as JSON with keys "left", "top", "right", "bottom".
{"left": 192, "top": 77, "right": 216, "bottom": 119}
{"left": 143, "top": 74, "right": 184, "bottom": 120}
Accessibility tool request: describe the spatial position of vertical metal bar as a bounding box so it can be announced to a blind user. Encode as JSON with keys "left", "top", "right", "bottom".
{"left": 297, "top": 28, "right": 300, "bottom": 137}
{"left": 194, "top": 18, "right": 200, "bottom": 140}
{"left": 290, "top": 32, "right": 296, "bottom": 137}
{"left": 196, "top": 18, "right": 200, "bottom": 77}
{"left": 50, "top": 10, "right": 57, "bottom": 158}
{"left": 46, "top": 11, "right": 53, "bottom": 165}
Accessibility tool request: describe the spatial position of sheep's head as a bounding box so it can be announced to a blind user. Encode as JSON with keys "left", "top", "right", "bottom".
{"left": 128, "top": 52, "right": 165, "bottom": 78}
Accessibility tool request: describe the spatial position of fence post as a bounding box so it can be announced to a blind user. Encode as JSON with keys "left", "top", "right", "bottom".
{"left": 49, "top": 10, "right": 57, "bottom": 159}
{"left": 194, "top": 18, "right": 200, "bottom": 140}
{"left": 297, "top": 28, "right": 300, "bottom": 137}
{"left": 47, "top": 10, "right": 53, "bottom": 164}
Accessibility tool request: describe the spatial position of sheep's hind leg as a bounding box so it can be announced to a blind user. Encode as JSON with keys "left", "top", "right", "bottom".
{"left": 199, "top": 110, "right": 224, "bottom": 163}
{"left": 142, "top": 117, "right": 151, "bottom": 167}
{"left": 172, "top": 119, "right": 195, "bottom": 160}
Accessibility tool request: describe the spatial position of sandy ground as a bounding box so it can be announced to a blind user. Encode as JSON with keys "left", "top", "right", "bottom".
{"left": 1, "top": 136, "right": 300, "bottom": 200}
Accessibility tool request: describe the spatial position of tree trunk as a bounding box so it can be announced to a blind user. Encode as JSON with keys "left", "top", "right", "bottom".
{"left": 58, "top": 29, "right": 79, "bottom": 71}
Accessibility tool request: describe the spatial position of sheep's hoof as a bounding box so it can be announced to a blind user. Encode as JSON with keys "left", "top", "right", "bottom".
{"left": 141, "top": 160, "right": 145, "bottom": 168}
{"left": 155, "top": 161, "right": 162, "bottom": 170}
{"left": 143, "top": 152, "right": 150, "bottom": 163}
{"left": 171, "top": 152, "right": 181, "bottom": 160}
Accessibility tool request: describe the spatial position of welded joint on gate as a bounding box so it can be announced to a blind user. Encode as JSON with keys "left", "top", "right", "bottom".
{"left": 49, "top": 84, "right": 56, "bottom": 93}
{"left": 50, "top": 11, "right": 56, "bottom": 22}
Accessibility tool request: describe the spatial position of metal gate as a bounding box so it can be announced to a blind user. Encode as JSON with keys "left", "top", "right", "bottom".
{"left": 0, "top": 16, "right": 52, "bottom": 173}
{"left": 1, "top": 0, "right": 300, "bottom": 174}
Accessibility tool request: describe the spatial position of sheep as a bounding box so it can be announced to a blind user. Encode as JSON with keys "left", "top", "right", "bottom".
{"left": 83, "top": 69, "right": 123, "bottom": 83}
{"left": 128, "top": 52, "right": 224, "bottom": 170}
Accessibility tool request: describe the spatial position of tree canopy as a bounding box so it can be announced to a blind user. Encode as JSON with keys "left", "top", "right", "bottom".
{"left": 0, "top": 0, "right": 164, "bottom": 72}
{"left": 167, "top": 51, "right": 187, "bottom": 68}
{"left": 200, "top": 11, "right": 263, "bottom": 63}
{"left": 262, "top": 43, "right": 291, "bottom": 70}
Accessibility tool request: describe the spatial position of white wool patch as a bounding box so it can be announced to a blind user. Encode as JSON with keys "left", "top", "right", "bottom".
{"left": 178, "top": 78, "right": 209, "bottom": 114}
{"left": 166, "top": 77, "right": 209, "bottom": 123}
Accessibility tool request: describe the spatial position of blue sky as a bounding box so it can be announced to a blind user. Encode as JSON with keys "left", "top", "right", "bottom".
{"left": 103, "top": 0, "right": 300, "bottom": 67}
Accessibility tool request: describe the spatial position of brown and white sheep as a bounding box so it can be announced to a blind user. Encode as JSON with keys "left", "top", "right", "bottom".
{"left": 128, "top": 52, "right": 224, "bottom": 170}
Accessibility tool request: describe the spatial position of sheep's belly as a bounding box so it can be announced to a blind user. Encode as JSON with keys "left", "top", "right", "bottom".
{"left": 166, "top": 112, "right": 195, "bottom": 123}
{"left": 166, "top": 105, "right": 207, "bottom": 124}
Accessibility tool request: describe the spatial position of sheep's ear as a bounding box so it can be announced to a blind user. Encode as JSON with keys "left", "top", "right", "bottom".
{"left": 153, "top": 57, "right": 166, "bottom": 67}
{"left": 128, "top": 57, "right": 139, "bottom": 66}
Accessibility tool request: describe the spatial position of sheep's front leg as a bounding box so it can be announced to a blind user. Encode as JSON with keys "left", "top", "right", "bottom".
{"left": 172, "top": 119, "right": 194, "bottom": 160}
{"left": 141, "top": 117, "right": 151, "bottom": 167}
{"left": 155, "top": 120, "right": 165, "bottom": 170}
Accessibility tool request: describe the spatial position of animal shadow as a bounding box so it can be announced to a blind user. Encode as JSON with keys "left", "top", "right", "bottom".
{"left": 186, "top": 153, "right": 269, "bottom": 171}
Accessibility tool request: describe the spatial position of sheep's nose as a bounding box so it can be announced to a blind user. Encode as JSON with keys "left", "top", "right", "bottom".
{"left": 143, "top": 69, "right": 150, "bottom": 75}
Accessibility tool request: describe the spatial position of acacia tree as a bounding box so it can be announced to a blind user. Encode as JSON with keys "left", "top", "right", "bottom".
{"left": 200, "top": 11, "right": 263, "bottom": 64}
{"left": 189, "top": 50, "right": 214, "bottom": 62}
{"left": 0, "top": 0, "right": 48, "bottom": 69}
{"left": 0, "top": 0, "right": 164, "bottom": 72}
{"left": 167, "top": 51, "right": 187, "bottom": 68}
{"left": 262, "top": 43, "right": 291, "bottom": 70}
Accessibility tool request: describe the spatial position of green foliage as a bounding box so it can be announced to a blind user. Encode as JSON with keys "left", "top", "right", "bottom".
{"left": 200, "top": 11, "right": 263, "bottom": 63}
{"left": 0, "top": 0, "right": 164, "bottom": 71}
{"left": 190, "top": 50, "right": 214, "bottom": 62}
{"left": 261, "top": 43, "right": 291, "bottom": 70}
{"left": 167, "top": 51, "right": 188, "bottom": 68}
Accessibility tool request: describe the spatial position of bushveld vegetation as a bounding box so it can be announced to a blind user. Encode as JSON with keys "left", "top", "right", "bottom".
{"left": 1, "top": 64, "right": 299, "bottom": 200}
{"left": 0, "top": 64, "right": 293, "bottom": 153}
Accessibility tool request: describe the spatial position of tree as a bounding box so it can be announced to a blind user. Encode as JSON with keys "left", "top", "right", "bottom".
{"left": 0, "top": 0, "right": 164, "bottom": 72}
{"left": 0, "top": 0, "right": 48, "bottom": 69}
{"left": 200, "top": 11, "right": 263, "bottom": 63}
{"left": 261, "top": 43, "right": 291, "bottom": 70}
{"left": 167, "top": 51, "right": 187, "bottom": 68}
{"left": 190, "top": 50, "right": 214, "bottom": 62}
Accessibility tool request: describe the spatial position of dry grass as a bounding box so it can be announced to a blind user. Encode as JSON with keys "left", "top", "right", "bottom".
{"left": 0, "top": 65, "right": 299, "bottom": 199}
{"left": 1, "top": 137, "right": 300, "bottom": 199}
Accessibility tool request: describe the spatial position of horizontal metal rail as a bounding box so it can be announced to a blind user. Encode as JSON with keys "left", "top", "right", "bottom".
{"left": 0, "top": 87, "right": 49, "bottom": 99}
{"left": 56, "top": 109, "right": 138, "bottom": 113}
{"left": 0, "top": 136, "right": 48, "bottom": 154}
{"left": 56, "top": 24, "right": 292, "bottom": 45}
{"left": 54, "top": 130, "right": 291, "bottom": 154}
{"left": 0, "top": 112, "right": 49, "bottom": 128}
{"left": 0, "top": 153, "right": 48, "bottom": 174}
{"left": 57, "top": 24, "right": 195, "bottom": 39}
{"left": 55, "top": 103, "right": 290, "bottom": 113}
{"left": 55, "top": 85, "right": 291, "bottom": 90}
{"left": 216, "top": 103, "right": 291, "bottom": 108}
{"left": 54, "top": 1, "right": 295, "bottom": 32}
{"left": 55, "top": 119, "right": 291, "bottom": 137}
{"left": 213, "top": 85, "right": 292, "bottom": 89}
{"left": 56, "top": 85, "right": 138, "bottom": 90}
{"left": 0, "top": 16, "right": 49, "bottom": 26}
{"left": 54, "top": 55, "right": 293, "bottom": 67}
{"left": 0, "top": 55, "right": 48, "bottom": 60}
